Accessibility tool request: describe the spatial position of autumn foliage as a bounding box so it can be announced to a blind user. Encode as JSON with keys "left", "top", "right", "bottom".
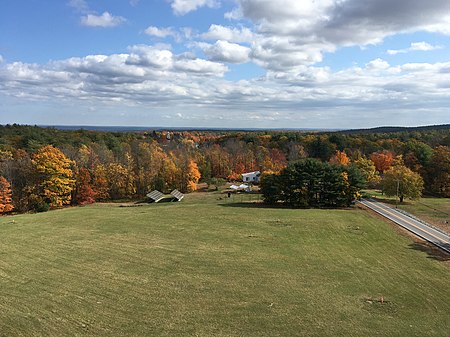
{"left": 75, "top": 167, "right": 95, "bottom": 205}
{"left": 370, "top": 151, "right": 394, "bottom": 173}
{"left": 382, "top": 164, "right": 424, "bottom": 202}
{"left": 0, "top": 124, "right": 448, "bottom": 213}
{"left": 329, "top": 150, "right": 350, "bottom": 166}
{"left": 186, "top": 160, "right": 201, "bottom": 192}
{"left": 0, "top": 176, "right": 14, "bottom": 214}
{"left": 32, "top": 145, "right": 75, "bottom": 208}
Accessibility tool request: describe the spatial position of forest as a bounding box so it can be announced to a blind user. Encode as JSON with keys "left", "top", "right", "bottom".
{"left": 0, "top": 124, "right": 449, "bottom": 213}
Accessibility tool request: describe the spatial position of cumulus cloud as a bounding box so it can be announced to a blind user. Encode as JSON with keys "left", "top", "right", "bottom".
{"left": 81, "top": 12, "right": 126, "bottom": 27}
{"left": 387, "top": 42, "right": 443, "bottom": 55}
{"left": 250, "top": 37, "right": 331, "bottom": 71}
{"left": 227, "top": 0, "right": 450, "bottom": 72}
{"left": 174, "top": 58, "right": 227, "bottom": 75}
{"left": 366, "top": 58, "right": 390, "bottom": 71}
{"left": 145, "top": 26, "right": 178, "bottom": 39}
{"left": 169, "top": 0, "right": 219, "bottom": 16}
{"left": 126, "top": 45, "right": 174, "bottom": 69}
{"left": 1, "top": 46, "right": 450, "bottom": 116}
{"left": 201, "top": 24, "right": 254, "bottom": 43}
{"left": 0, "top": 43, "right": 233, "bottom": 113}
{"left": 198, "top": 40, "right": 250, "bottom": 63}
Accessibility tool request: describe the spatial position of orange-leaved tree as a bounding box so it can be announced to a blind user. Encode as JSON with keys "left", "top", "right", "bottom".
{"left": 32, "top": 145, "right": 75, "bottom": 208}
{"left": 370, "top": 151, "right": 394, "bottom": 173}
{"left": 329, "top": 150, "right": 350, "bottom": 166}
{"left": 186, "top": 160, "right": 201, "bottom": 192}
{"left": 0, "top": 176, "right": 14, "bottom": 214}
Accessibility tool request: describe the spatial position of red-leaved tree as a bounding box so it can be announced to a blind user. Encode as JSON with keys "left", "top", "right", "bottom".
{"left": 75, "top": 167, "right": 96, "bottom": 205}
{"left": 370, "top": 151, "right": 394, "bottom": 173}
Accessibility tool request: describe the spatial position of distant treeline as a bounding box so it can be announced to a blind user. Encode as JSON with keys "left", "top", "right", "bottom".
{"left": 0, "top": 124, "right": 449, "bottom": 213}
{"left": 339, "top": 124, "right": 450, "bottom": 134}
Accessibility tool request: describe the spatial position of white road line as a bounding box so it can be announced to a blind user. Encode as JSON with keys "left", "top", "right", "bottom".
{"left": 359, "top": 199, "right": 450, "bottom": 254}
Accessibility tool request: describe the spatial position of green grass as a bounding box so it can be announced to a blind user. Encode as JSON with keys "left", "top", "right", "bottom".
{"left": 1, "top": 192, "right": 450, "bottom": 336}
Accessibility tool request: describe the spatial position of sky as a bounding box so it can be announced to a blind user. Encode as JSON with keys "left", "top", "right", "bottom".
{"left": 1, "top": 0, "right": 450, "bottom": 129}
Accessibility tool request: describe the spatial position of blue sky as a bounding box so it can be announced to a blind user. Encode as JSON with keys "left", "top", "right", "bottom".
{"left": 1, "top": 0, "right": 450, "bottom": 128}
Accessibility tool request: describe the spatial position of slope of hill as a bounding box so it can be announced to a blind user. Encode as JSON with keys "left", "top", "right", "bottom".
{"left": 1, "top": 192, "right": 449, "bottom": 336}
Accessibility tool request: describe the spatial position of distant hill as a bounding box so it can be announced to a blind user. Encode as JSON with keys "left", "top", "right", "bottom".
{"left": 339, "top": 124, "right": 450, "bottom": 134}
{"left": 41, "top": 124, "right": 449, "bottom": 134}
{"left": 40, "top": 125, "right": 334, "bottom": 133}
{"left": 2, "top": 123, "right": 448, "bottom": 134}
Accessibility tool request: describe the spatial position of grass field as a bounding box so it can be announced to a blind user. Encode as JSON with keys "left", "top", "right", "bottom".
{"left": 364, "top": 190, "right": 450, "bottom": 232}
{"left": 1, "top": 192, "right": 450, "bottom": 336}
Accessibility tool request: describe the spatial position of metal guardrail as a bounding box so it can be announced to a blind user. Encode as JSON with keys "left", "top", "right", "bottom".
{"left": 393, "top": 208, "right": 450, "bottom": 237}
{"left": 359, "top": 199, "right": 450, "bottom": 255}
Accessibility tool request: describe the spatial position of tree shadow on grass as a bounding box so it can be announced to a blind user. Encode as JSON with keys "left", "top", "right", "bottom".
{"left": 219, "top": 201, "right": 301, "bottom": 209}
{"left": 372, "top": 197, "right": 413, "bottom": 207}
{"left": 408, "top": 241, "right": 450, "bottom": 262}
{"left": 219, "top": 202, "right": 351, "bottom": 210}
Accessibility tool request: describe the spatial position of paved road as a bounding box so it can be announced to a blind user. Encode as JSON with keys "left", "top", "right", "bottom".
{"left": 359, "top": 199, "right": 450, "bottom": 254}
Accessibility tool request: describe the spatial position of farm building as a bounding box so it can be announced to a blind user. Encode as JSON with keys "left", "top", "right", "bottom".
{"left": 241, "top": 171, "right": 261, "bottom": 183}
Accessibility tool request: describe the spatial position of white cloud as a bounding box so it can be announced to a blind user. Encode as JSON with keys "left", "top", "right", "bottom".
{"left": 1, "top": 41, "right": 450, "bottom": 127}
{"left": 198, "top": 40, "right": 250, "bottom": 63}
{"left": 250, "top": 37, "right": 331, "bottom": 71}
{"left": 180, "top": 27, "right": 194, "bottom": 40}
{"left": 0, "top": 55, "right": 4, "bottom": 63}
{"left": 366, "top": 58, "right": 390, "bottom": 71}
{"left": 81, "top": 12, "right": 126, "bottom": 28}
{"left": 174, "top": 58, "right": 227, "bottom": 75}
{"left": 201, "top": 24, "right": 254, "bottom": 43}
{"left": 387, "top": 42, "right": 443, "bottom": 55}
{"left": 68, "top": 0, "right": 89, "bottom": 13}
{"left": 226, "top": 0, "right": 450, "bottom": 72}
{"left": 169, "top": 0, "right": 219, "bottom": 15}
{"left": 224, "top": 7, "right": 242, "bottom": 20}
{"left": 144, "top": 26, "right": 177, "bottom": 38}
{"left": 126, "top": 45, "right": 174, "bottom": 69}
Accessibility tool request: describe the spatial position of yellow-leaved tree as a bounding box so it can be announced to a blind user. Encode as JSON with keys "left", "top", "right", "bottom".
{"left": 32, "top": 145, "right": 75, "bottom": 208}
{"left": 382, "top": 164, "right": 424, "bottom": 203}
{"left": 354, "top": 157, "right": 381, "bottom": 187}
{"left": 106, "top": 162, "right": 136, "bottom": 199}
{"left": 186, "top": 160, "right": 201, "bottom": 192}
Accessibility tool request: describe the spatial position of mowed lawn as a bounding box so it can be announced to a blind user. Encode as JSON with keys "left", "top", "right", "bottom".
{"left": 1, "top": 193, "right": 449, "bottom": 337}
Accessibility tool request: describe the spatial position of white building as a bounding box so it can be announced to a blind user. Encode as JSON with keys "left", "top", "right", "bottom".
{"left": 241, "top": 171, "right": 261, "bottom": 183}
